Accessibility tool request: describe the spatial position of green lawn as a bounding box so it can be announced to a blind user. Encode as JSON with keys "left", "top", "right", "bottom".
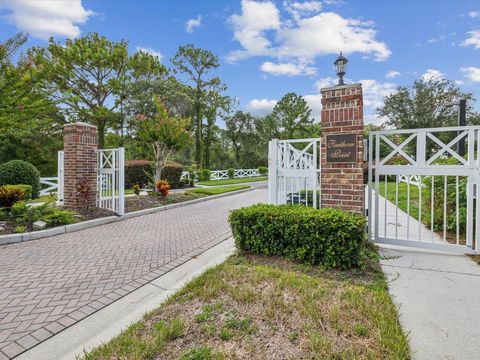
{"left": 197, "top": 176, "right": 267, "bottom": 186}
{"left": 186, "top": 185, "right": 250, "bottom": 196}
{"left": 81, "top": 253, "right": 409, "bottom": 360}
{"left": 377, "top": 181, "right": 421, "bottom": 219}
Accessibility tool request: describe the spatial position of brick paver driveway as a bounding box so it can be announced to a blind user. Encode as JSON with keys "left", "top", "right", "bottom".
{"left": 0, "top": 188, "right": 265, "bottom": 359}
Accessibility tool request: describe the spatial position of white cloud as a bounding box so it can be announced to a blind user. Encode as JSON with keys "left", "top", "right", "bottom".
{"left": 228, "top": 0, "right": 280, "bottom": 62}
{"left": 421, "top": 68, "right": 444, "bottom": 82}
{"left": 284, "top": 0, "right": 322, "bottom": 21}
{"left": 364, "top": 114, "right": 387, "bottom": 126}
{"left": 462, "top": 30, "right": 480, "bottom": 49}
{"left": 469, "top": 11, "right": 479, "bottom": 18}
{"left": 314, "top": 76, "right": 337, "bottom": 89}
{"left": 228, "top": 0, "right": 390, "bottom": 65}
{"left": 385, "top": 70, "right": 400, "bottom": 79}
{"left": 359, "top": 79, "right": 397, "bottom": 109}
{"left": 303, "top": 93, "right": 323, "bottom": 121}
{"left": 0, "top": 0, "right": 94, "bottom": 39}
{"left": 461, "top": 66, "right": 480, "bottom": 82}
{"left": 185, "top": 15, "right": 202, "bottom": 33}
{"left": 136, "top": 47, "right": 163, "bottom": 61}
{"left": 260, "top": 61, "right": 316, "bottom": 76}
{"left": 246, "top": 98, "right": 277, "bottom": 115}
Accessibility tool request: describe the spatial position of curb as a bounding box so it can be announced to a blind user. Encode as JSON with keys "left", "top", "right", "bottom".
{"left": 0, "top": 187, "right": 253, "bottom": 246}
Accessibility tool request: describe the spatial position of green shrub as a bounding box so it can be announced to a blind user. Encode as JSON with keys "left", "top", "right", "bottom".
{"left": 258, "top": 166, "right": 268, "bottom": 175}
{"left": 188, "top": 165, "right": 197, "bottom": 186}
{"left": 16, "top": 184, "right": 32, "bottom": 200}
{"left": 0, "top": 160, "right": 40, "bottom": 198}
{"left": 43, "top": 209, "right": 76, "bottom": 226}
{"left": 125, "top": 160, "right": 184, "bottom": 189}
{"left": 10, "top": 201, "right": 75, "bottom": 227}
{"left": 0, "top": 185, "right": 26, "bottom": 209}
{"left": 229, "top": 204, "right": 366, "bottom": 269}
{"left": 227, "top": 168, "right": 235, "bottom": 179}
{"left": 14, "top": 225, "right": 27, "bottom": 233}
{"left": 161, "top": 161, "right": 184, "bottom": 188}
{"left": 125, "top": 160, "right": 154, "bottom": 188}
{"left": 198, "top": 169, "right": 211, "bottom": 182}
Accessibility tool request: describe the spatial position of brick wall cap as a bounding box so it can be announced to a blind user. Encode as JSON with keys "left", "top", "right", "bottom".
{"left": 64, "top": 122, "right": 98, "bottom": 129}
{"left": 320, "top": 83, "right": 362, "bottom": 92}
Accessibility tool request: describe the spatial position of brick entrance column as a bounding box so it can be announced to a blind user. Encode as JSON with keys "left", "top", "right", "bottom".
{"left": 63, "top": 122, "right": 98, "bottom": 209}
{"left": 320, "top": 83, "right": 364, "bottom": 214}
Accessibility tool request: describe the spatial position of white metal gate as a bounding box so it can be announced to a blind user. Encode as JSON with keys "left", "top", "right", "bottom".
{"left": 97, "top": 148, "right": 125, "bottom": 215}
{"left": 268, "top": 138, "right": 321, "bottom": 208}
{"left": 368, "top": 126, "right": 480, "bottom": 254}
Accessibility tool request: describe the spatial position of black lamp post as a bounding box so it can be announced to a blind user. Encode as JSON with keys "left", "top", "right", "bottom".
{"left": 334, "top": 51, "right": 348, "bottom": 85}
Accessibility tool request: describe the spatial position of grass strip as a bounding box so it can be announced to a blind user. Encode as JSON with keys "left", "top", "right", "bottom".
{"left": 82, "top": 252, "right": 409, "bottom": 360}
{"left": 197, "top": 176, "right": 267, "bottom": 186}
{"left": 186, "top": 185, "right": 250, "bottom": 196}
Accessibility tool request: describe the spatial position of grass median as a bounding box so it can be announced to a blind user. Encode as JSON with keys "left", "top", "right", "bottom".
{"left": 82, "top": 251, "right": 409, "bottom": 360}
{"left": 186, "top": 185, "right": 250, "bottom": 196}
{"left": 197, "top": 176, "right": 267, "bottom": 186}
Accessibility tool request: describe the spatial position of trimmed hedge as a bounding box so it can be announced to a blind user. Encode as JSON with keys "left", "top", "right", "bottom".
{"left": 125, "top": 160, "right": 153, "bottom": 188}
{"left": 258, "top": 166, "right": 268, "bottom": 175}
{"left": 125, "top": 160, "right": 184, "bottom": 189}
{"left": 0, "top": 160, "right": 40, "bottom": 198}
{"left": 229, "top": 204, "right": 366, "bottom": 269}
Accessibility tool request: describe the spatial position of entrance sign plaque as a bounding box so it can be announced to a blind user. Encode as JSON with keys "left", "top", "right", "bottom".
{"left": 325, "top": 133, "right": 357, "bottom": 163}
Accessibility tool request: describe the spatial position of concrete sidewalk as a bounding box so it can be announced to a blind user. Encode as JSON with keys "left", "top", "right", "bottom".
{"left": 380, "top": 245, "right": 480, "bottom": 360}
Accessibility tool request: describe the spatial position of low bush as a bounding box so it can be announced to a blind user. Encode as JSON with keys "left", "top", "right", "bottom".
{"left": 227, "top": 168, "right": 235, "bottom": 179}
{"left": 125, "top": 160, "right": 184, "bottom": 189}
{"left": 132, "top": 184, "right": 141, "bottom": 196}
{"left": 197, "top": 169, "right": 211, "bottom": 182}
{"left": 258, "top": 166, "right": 268, "bottom": 175}
{"left": 16, "top": 184, "right": 32, "bottom": 200}
{"left": 125, "top": 160, "right": 153, "bottom": 188}
{"left": 229, "top": 204, "right": 366, "bottom": 269}
{"left": 0, "top": 185, "right": 26, "bottom": 209}
{"left": 155, "top": 179, "right": 171, "bottom": 197}
{"left": 11, "top": 202, "right": 75, "bottom": 227}
{"left": 161, "top": 161, "right": 183, "bottom": 188}
{"left": 0, "top": 160, "right": 40, "bottom": 198}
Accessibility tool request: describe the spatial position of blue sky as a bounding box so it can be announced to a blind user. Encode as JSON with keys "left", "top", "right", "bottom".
{"left": 0, "top": 0, "right": 479, "bottom": 125}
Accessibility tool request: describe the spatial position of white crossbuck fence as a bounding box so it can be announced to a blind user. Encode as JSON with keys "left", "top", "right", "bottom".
{"left": 96, "top": 148, "right": 125, "bottom": 215}
{"left": 368, "top": 126, "right": 480, "bottom": 254}
{"left": 268, "top": 138, "right": 321, "bottom": 208}
{"left": 181, "top": 168, "right": 261, "bottom": 181}
{"left": 39, "top": 151, "right": 64, "bottom": 205}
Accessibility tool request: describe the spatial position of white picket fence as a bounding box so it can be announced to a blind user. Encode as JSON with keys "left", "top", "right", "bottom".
{"left": 181, "top": 168, "right": 263, "bottom": 181}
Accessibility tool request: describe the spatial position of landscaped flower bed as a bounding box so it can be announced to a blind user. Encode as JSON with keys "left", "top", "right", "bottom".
{"left": 0, "top": 185, "right": 250, "bottom": 236}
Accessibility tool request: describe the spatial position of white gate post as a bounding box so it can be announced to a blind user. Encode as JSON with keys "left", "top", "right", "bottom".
{"left": 268, "top": 139, "right": 278, "bottom": 204}
{"left": 57, "top": 151, "right": 64, "bottom": 206}
{"left": 118, "top": 147, "right": 125, "bottom": 215}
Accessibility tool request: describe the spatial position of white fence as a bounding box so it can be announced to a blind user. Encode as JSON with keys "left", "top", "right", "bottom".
{"left": 368, "top": 125, "right": 480, "bottom": 254}
{"left": 96, "top": 148, "right": 125, "bottom": 215}
{"left": 39, "top": 151, "right": 64, "bottom": 205}
{"left": 181, "top": 168, "right": 263, "bottom": 181}
{"left": 268, "top": 138, "right": 321, "bottom": 207}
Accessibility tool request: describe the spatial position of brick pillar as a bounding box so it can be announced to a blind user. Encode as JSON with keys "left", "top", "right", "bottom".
{"left": 63, "top": 122, "right": 98, "bottom": 209}
{"left": 320, "top": 83, "right": 364, "bottom": 214}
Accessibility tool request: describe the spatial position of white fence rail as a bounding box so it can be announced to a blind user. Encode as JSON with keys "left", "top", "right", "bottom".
{"left": 39, "top": 151, "right": 64, "bottom": 205}
{"left": 96, "top": 148, "right": 125, "bottom": 215}
{"left": 181, "top": 168, "right": 263, "bottom": 181}
{"left": 268, "top": 138, "right": 321, "bottom": 208}
{"left": 368, "top": 125, "right": 480, "bottom": 254}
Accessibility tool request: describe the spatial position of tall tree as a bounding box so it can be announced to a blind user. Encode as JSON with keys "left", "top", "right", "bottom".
{"left": 0, "top": 32, "right": 61, "bottom": 140}
{"left": 225, "top": 111, "right": 254, "bottom": 164}
{"left": 377, "top": 79, "right": 475, "bottom": 129}
{"left": 172, "top": 44, "right": 222, "bottom": 167}
{"left": 135, "top": 99, "right": 191, "bottom": 184}
{"left": 270, "top": 93, "right": 314, "bottom": 139}
{"left": 33, "top": 33, "right": 130, "bottom": 147}
{"left": 202, "top": 92, "right": 232, "bottom": 169}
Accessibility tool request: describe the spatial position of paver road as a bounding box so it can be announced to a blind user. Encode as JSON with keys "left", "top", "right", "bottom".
{"left": 0, "top": 188, "right": 265, "bottom": 359}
